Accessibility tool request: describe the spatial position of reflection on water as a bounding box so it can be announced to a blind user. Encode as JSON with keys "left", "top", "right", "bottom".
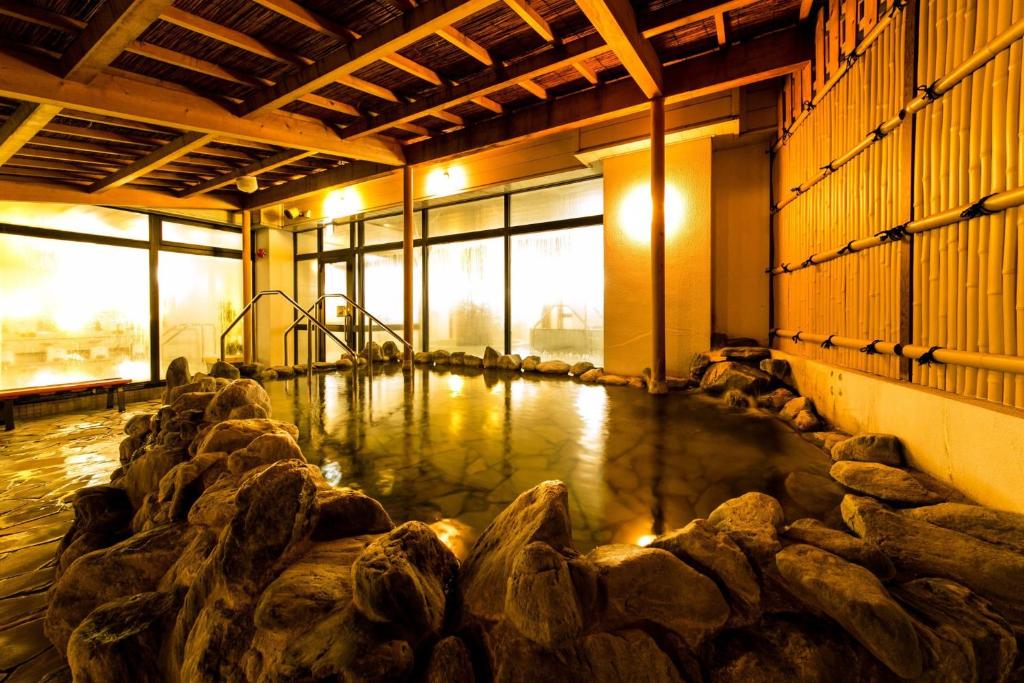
{"left": 263, "top": 365, "right": 831, "bottom": 551}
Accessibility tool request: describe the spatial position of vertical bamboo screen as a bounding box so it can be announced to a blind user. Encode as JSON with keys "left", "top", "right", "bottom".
{"left": 772, "top": 0, "right": 1024, "bottom": 409}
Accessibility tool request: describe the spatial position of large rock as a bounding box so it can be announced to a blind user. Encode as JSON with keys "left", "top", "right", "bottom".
{"left": 381, "top": 340, "right": 399, "bottom": 361}
{"left": 413, "top": 351, "right": 433, "bottom": 364}
{"left": 700, "top": 362, "right": 771, "bottom": 396}
{"left": 588, "top": 544, "right": 729, "bottom": 648}
{"left": 578, "top": 368, "right": 603, "bottom": 383}
{"left": 118, "top": 445, "right": 192, "bottom": 508}
{"left": 71, "top": 485, "right": 133, "bottom": 534}
{"left": 903, "top": 502, "right": 1024, "bottom": 554}
{"left": 170, "top": 391, "right": 216, "bottom": 415}
{"left": 535, "top": 360, "right": 570, "bottom": 375}
{"left": 831, "top": 433, "right": 904, "bottom": 466}
{"left": 351, "top": 521, "right": 459, "bottom": 637}
{"left": 783, "top": 518, "right": 893, "bottom": 578}
{"left": 783, "top": 471, "right": 845, "bottom": 517}
{"left": 651, "top": 519, "right": 760, "bottom": 625}
{"left": 780, "top": 396, "right": 813, "bottom": 420}
{"left": 830, "top": 461, "right": 945, "bottom": 505}
{"left": 708, "top": 492, "right": 784, "bottom": 563}
{"left": 463, "top": 354, "right": 483, "bottom": 368}
{"left": 164, "top": 357, "right": 191, "bottom": 403}
{"left": 313, "top": 487, "right": 393, "bottom": 541}
{"left": 505, "top": 541, "right": 583, "bottom": 647}
{"left": 432, "top": 349, "right": 450, "bottom": 365}
{"left": 721, "top": 347, "right": 771, "bottom": 364}
{"left": 208, "top": 360, "right": 240, "bottom": 381}
{"left": 449, "top": 351, "right": 465, "bottom": 366}
{"left": 193, "top": 419, "right": 298, "bottom": 458}
{"left": 688, "top": 352, "right": 712, "bottom": 381}
{"left": 759, "top": 358, "right": 791, "bottom": 383}
{"left": 483, "top": 346, "right": 500, "bottom": 369}
{"left": 793, "top": 410, "right": 821, "bottom": 432}
{"left": 497, "top": 354, "right": 523, "bottom": 371}
{"left": 426, "top": 636, "right": 475, "bottom": 683}
{"left": 459, "top": 481, "right": 574, "bottom": 623}
{"left": 757, "top": 387, "right": 796, "bottom": 412}
{"left": 226, "top": 432, "right": 304, "bottom": 476}
{"left": 775, "top": 544, "right": 922, "bottom": 678}
{"left": 168, "top": 378, "right": 218, "bottom": 404}
{"left": 570, "top": 361, "right": 594, "bottom": 376}
{"left": 203, "top": 380, "right": 272, "bottom": 423}
{"left": 841, "top": 495, "right": 1024, "bottom": 624}
{"left": 522, "top": 355, "right": 541, "bottom": 372}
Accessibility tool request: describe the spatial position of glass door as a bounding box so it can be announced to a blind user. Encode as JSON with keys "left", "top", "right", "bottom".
{"left": 321, "top": 258, "right": 354, "bottom": 359}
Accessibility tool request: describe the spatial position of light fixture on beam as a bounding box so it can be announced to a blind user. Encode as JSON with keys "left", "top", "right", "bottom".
{"left": 236, "top": 175, "right": 259, "bottom": 193}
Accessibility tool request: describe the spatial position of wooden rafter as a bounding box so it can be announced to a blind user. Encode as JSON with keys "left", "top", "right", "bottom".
{"left": 336, "top": 74, "right": 400, "bottom": 103}
{"left": 573, "top": 61, "right": 599, "bottom": 84}
{"left": 575, "top": 0, "right": 662, "bottom": 98}
{"left": 240, "top": 0, "right": 494, "bottom": 115}
{"left": 159, "top": 6, "right": 311, "bottom": 67}
{"left": 251, "top": 0, "right": 357, "bottom": 41}
{"left": 471, "top": 95, "right": 503, "bottom": 113}
{"left": 179, "top": 148, "right": 314, "bottom": 197}
{"left": 125, "top": 41, "right": 274, "bottom": 87}
{"left": 502, "top": 0, "right": 553, "bottom": 41}
{"left": 381, "top": 53, "right": 443, "bottom": 86}
{"left": 432, "top": 109, "right": 464, "bottom": 126}
{"left": 519, "top": 79, "right": 548, "bottom": 99}
{"left": 799, "top": 0, "right": 815, "bottom": 21}
{"left": 41, "top": 122, "right": 160, "bottom": 146}
{"left": 437, "top": 26, "right": 493, "bottom": 65}
{"left": 0, "top": 0, "right": 85, "bottom": 33}
{"left": 90, "top": 131, "right": 213, "bottom": 192}
{"left": 60, "top": 0, "right": 176, "bottom": 83}
{"left": 715, "top": 12, "right": 728, "bottom": 46}
{"left": 298, "top": 94, "right": 361, "bottom": 118}
{"left": 0, "top": 102, "right": 61, "bottom": 167}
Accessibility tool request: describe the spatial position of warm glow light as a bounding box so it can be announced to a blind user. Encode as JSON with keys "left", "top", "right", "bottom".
{"left": 635, "top": 533, "right": 657, "bottom": 547}
{"left": 323, "top": 187, "right": 361, "bottom": 220}
{"left": 618, "top": 183, "right": 686, "bottom": 243}
{"left": 426, "top": 165, "right": 467, "bottom": 197}
{"left": 430, "top": 518, "right": 478, "bottom": 560}
{"left": 447, "top": 373, "right": 465, "bottom": 397}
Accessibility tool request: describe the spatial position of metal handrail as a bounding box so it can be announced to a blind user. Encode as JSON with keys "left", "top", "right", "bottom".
{"left": 283, "top": 292, "right": 412, "bottom": 365}
{"left": 221, "top": 290, "right": 356, "bottom": 364}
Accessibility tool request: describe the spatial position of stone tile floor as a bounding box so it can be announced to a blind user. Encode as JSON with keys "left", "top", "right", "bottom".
{"left": 0, "top": 367, "right": 832, "bottom": 681}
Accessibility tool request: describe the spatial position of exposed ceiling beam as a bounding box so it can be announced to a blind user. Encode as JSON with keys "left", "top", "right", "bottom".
{"left": 179, "top": 148, "right": 314, "bottom": 196}
{"left": 158, "top": 6, "right": 312, "bottom": 67}
{"left": 0, "top": 102, "right": 61, "bottom": 166}
{"left": 575, "top": 0, "right": 662, "bottom": 98}
{"left": 502, "top": 0, "right": 554, "bottom": 41}
{"left": 432, "top": 109, "right": 464, "bottom": 126}
{"left": 240, "top": 0, "right": 496, "bottom": 115}
{"left": 125, "top": 41, "right": 274, "bottom": 87}
{"left": 23, "top": 133, "right": 137, "bottom": 157}
{"left": 519, "top": 79, "right": 548, "bottom": 99}
{"left": 715, "top": 12, "right": 728, "bottom": 46}
{"left": 90, "top": 131, "right": 213, "bottom": 192}
{"left": 573, "top": 60, "right": 599, "bottom": 84}
{"left": 799, "top": 0, "right": 815, "bottom": 21}
{"left": 60, "top": 0, "right": 176, "bottom": 83}
{"left": 42, "top": 121, "right": 159, "bottom": 146}
{"left": 471, "top": 95, "right": 503, "bottom": 113}
{"left": 380, "top": 52, "right": 442, "bottom": 85}
{"left": 0, "top": 50, "right": 405, "bottom": 164}
{"left": 639, "top": 0, "right": 759, "bottom": 38}
{"left": 298, "top": 93, "right": 361, "bottom": 118}
{"left": 0, "top": 0, "right": 86, "bottom": 33}
{"left": 336, "top": 74, "right": 400, "bottom": 103}
{"left": 437, "top": 26, "right": 493, "bottom": 65}
{"left": 251, "top": 0, "right": 357, "bottom": 41}
{"left": 0, "top": 178, "right": 242, "bottom": 208}
{"left": 244, "top": 160, "right": 396, "bottom": 207}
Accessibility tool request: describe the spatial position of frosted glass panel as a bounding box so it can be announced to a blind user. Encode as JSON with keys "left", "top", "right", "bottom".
{"left": 365, "top": 212, "right": 421, "bottom": 245}
{"left": 0, "top": 202, "right": 148, "bottom": 241}
{"left": 324, "top": 262, "right": 349, "bottom": 325}
{"left": 296, "top": 230, "right": 318, "bottom": 254}
{"left": 363, "top": 250, "right": 421, "bottom": 350}
{"left": 428, "top": 197, "right": 503, "bottom": 237}
{"left": 323, "top": 222, "right": 350, "bottom": 250}
{"left": 0, "top": 234, "right": 151, "bottom": 389}
{"left": 511, "top": 226, "right": 603, "bottom": 364}
{"left": 162, "top": 222, "right": 242, "bottom": 250}
{"left": 297, "top": 258, "right": 318, "bottom": 308}
{"left": 510, "top": 178, "right": 603, "bottom": 226}
{"left": 159, "top": 251, "right": 242, "bottom": 374}
{"left": 428, "top": 238, "right": 503, "bottom": 353}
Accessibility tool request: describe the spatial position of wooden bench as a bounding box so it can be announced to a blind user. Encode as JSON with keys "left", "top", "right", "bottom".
{"left": 1, "top": 378, "right": 132, "bottom": 431}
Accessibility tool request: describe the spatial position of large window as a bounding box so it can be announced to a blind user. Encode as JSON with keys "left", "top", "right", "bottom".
{"left": 0, "top": 202, "right": 149, "bottom": 240}
{"left": 158, "top": 252, "right": 243, "bottom": 376}
{"left": 511, "top": 226, "right": 604, "bottom": 363}
{"left": 428, "top": 239, "right": 504, "bottom": 353}
{"left": 0, "top": 234, "right": 151, "bottom": 389}
{"left": 364, "top": 250, "right": 422, "bottom": 350}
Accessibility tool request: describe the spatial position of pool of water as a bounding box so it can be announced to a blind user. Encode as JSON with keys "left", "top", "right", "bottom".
{"left": 262, "top": 365, "right": 831, "bottom": 550}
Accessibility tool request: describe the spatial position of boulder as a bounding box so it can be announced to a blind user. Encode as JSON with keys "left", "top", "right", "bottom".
{"left": 570, "top": 361, "right": 594, "bottom": 376}
{"left": 578, "top": 368, "right": 603, "bottom": 383}
{"left": 433, "top": 349, "right": 450, "bottom": 365}
{"left": 708, "top": 492, "right": 784, "bottom": 563}
{"left": 829, "top": 461, "right": 945, "bottom": 505}
{"left": 783, "top": 471, "right": 845, "bottom": 517}
{"left": 505, "top": 541, "right": 584, "bottom": 647}
{"left": 721, "top": 347, "right": 771, "bottom": 364}
{"left": 783, "top": 518, "right": 893, "bottom": 578}
{"left": 227, "top": 404, "right": 269, "bottom": 420}
{"left": 413, "top": 351, "right": 433, "bottom": 364}
{"left": 700, "top": 362, "right": 771, "bottom": 396}
{"left": 203, "top": 379, "right": 272, "bottom": 423}
{"left": 226, "top": 432, "right": 304, "bottom": 476}
{"left": 575, "top": 630, "right": 684, "bottom": 683}
{"left": 362, "top": 342, "right": 384, "bottom": 362}
{"left": 758, "top": 387, "right": 796, "bottom": 412}
{"left": 596, "top": 374, "right": 628, "bottom": 386}
{"left": 651, "top": 519, "right": 761, "bottom": 625}
{"left": 793, "top": 410, "right": 821, "bottom": 432}
{"left": 71, "top": 485, "right": 134, "bottom": 534}
{"left": 588, "top": 544, "right": 729, "bottom": 648}
{"left": 208, "top": 360, "right": 240, "bottom": 381}
{"left": 168, "top": 378, "right": 218, "bottom": 404}
{"left": 780, "top": 396, "right": 813, "bottom": 420}
{"left": 903, "top": 502, "right": 1024, "bottom": 554}
{"left": 381, "top": 340, "right": 399, "bottom": 361}
{"left": 118, "top": 445, "right": 192, "bottom": 508}
{"left": 831, "top": 433, "right": 904, "bottom": 466}
{"left": 270, "top": 365, "right": 296, "bottom": 378}
{"left": 841, "top": 495, "right": 1024, "bottom": 623}
{"left": 723, "top": 389, "right": 751, "bottom": 409}
{"left": 351, "top": 521, "right": 458, "bottom": 637}
{"left": 775, "top": 544, "right": 923, "bottom": 678}
{"left": 759, "top": 358, "right": 791, "bottom": 383}
{"left": 688, "top": 352, "right": 712, "bottom": 381}
{"left": 164, "top": 357, "right": 191, "bottom": 403}
{"left": 459, "top": 481, "right": 574, "bottom": 623}
{"left": 522, "top": 355, "right": 541, "bottom": 372}
{"left": 193, "top": 419, "right": 299, "bottom": 458}
{"left": 336, "top": 357, "right": 354, "bottom": 370}
{"left": 236, "top": 362, "right": 264, "bottom": 378}
{"left": 497, "top": 354, "right": 523, "bottom": 371}
{"left": 449, "top": 351, "right": 465, "bottom": 366}
{"left": 536, "top": 360, "right": 571, "bottom": 375}
{"left": 463, "top": 354, "right": 483, "bottom": 368}
{"left": 170, "top": 391, "right": 215, "bottom": 415}
{"left": 426, "top": 636, "right": 474, "bottom": 683}
{"left": 313, "top": 487, "right": 393, "bottom": 541}
{"left": 483, "top": 346, "right": 500, "bottom": 369}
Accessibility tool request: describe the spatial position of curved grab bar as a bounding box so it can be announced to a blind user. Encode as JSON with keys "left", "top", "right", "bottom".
{"left": 221, "top": 290, "right": 355, "bottom": 361}
{"left": 283, "top": 292, "right": 412, "bottom": 365}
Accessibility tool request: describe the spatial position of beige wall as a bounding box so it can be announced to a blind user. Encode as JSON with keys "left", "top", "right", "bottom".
{"left": 712, "top": 140, "right": 770, "bottom": 344}
{"left": 780, "top": 351, "right": 1024, "bottom": 514}
{"left": 603, "top": 138, "right": 712, "bottom": 376}
{"left": 254, "top": 227, "right": 295, "bottom": 367}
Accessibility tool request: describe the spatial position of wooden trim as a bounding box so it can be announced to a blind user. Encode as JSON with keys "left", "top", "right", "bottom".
{"left": 575, "top": 0, "right": 663, "bottom": 98}
{"left": 179, "top": 149, "right": 314, "bottom": 196}
{"left": 471, "top": 95, "right": 503, "bottom": 113}
{"left": 0, "top": 102, "right": 61, "bottom": 166}
{"left": 90, "top": 132, "right": 214, "bottom": 192}
{"left": 503, "top": 0, "right": 554, "bottom": 41}
{"left": 60, "top": 0, "right": 175, "bottom": 83}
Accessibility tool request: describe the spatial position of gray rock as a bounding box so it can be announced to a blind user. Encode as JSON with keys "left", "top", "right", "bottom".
{"left": 163, "top": 357, "right": 191, "bottom": 403}
{"left": 783, "top": 471, "right": 845, "bottom": 517}
{"left": 352, "top": 521, "right": 459, "bottom": 636}
{"left": 830, "top": 461, "right": 945, "bottom": 505}
{"left": 758, "top": 387, "right": 796, "bottom": 411}
{"left": 793, "top": 409, "right": 821, "bottom": 432}
{"left": 588, "top": 544, "right": 729, "bottom": 648}
{"left": 505, "top": 541, "right": 583, "bottom": 647}
{"left": 651, "top": 519, "right": 761, "bottom": 625}
{"left": 578, "top": 368, "right": 603, "bottom": 383}
{"left": 536, "top": 360, "right": 571, "bottom": 375}
{"left": 208, "top": 360, "right": 240, "bottom": 381}
{"left": 688, "top": 352, "right": 712, "bottom": 381}
{"left": 783, "top": 518, "right": 893, "bottom": 578}
{"left": 721, "top": 347, "right": 771, "bottom": 364}
{"left": 570, "top": 361, "right": 594, "bottom": 376}
{"left": 708, "top": 492, "right": 784, "bottom": 563}
{"left": 700, "top": 362, "right": 771, "bottom": 396}
{"left": 463, "top": 354, "right": 483, "bottom": 368}
{"left": 775, "top": 544, "right": 923, "bottom": 678}
{"left": 841, "top": 495, "right": 1024, "bottom": 624}
{"left": 831, "top": 433, "right": 904, "bottom": 466}
{"left": 483, "top": 346, "right": 500, "bottom": 369}
{"left": 780, "top": 396, "right": 813, "bottom": 420}
{"left": 497, "top": 354, "right": 523, "bottom": 371}
{"left": 759, "top": 358, "right": 791, "bottom": 383}
{"left": 903, "top": 502, "right": 1024, "bottom": 554}
{"left": 522, "top": 355, "right": 541, "bottom": 372}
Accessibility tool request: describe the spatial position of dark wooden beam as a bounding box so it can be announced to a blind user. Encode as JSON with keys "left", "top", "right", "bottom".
{"left": 243, "top": 161, "right": 396, "bottom": 207}
{"left": 179, "top": 149, "right": 314, "bottom": 196}
{"left": 90, "top": 132, "right": 214, "bottom": 192}
{"left": 503, "top": 0, "right": 553, "bottom": 41}
{"left": 576, "top": 0, "right": 662, "bottom": 97}
{"left": 159, "top": 6, "right": 311, "bottom": 67}
{"left": 60, "top": 0, "right": 176, "bottom": 83}
{"left": 0, "top": 102, "right": 61, "bottom": 166}
{"left": 0, "top": 0, "right": 85, "bottom": 33}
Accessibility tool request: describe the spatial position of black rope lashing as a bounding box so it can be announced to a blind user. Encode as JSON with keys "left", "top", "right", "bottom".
{"left": 821, "top": 161, "right": 836, "bottom": 176}
{"left": 916, "top": 345, "right": 944, "bottom": 365}
{"left": 860, "top": 339, "right": 884, "bottom": 355}
{"left": 837, "top": 240, "right": 857, "bottom": 255}
{"left": 876, "top": 225, "right": 909, "bottom": 242}
{"left": 790, "top": 186, "right": 804, "bottom": 196}
{"left": 780, "top": 262, "right": 792, "bottom": 273}
{"left": 871, "top": 125, "right": 888, "bottom": 142}
{"left": 892, "top": 343, "right": 905, "bottom": 357}
{"left": 820, "top": 335, "right": 837, "bottom": 349}
{"left": 889, "top": 0, "right": 907, "bottom": 16}
{"left": 791, "top": 331, "right": 803, "bottom": 343}
{"left": 802, "top": 100, "right": 815, "bottom": 112}
{"left": 960, "top": 193, "right": 999, "bottom": 220}
{"left": 845, "top": 51, "right": 860, "bottom": 68}
{"left": 916, "top": 80, "right": 940, "bottom": 101}
{"left": 801, "top": 255, "right": 816, "bottom": 269}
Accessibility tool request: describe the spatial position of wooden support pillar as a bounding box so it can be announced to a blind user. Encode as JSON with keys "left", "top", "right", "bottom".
{"left": 649, "top": 95, "right": 668, "bottom": 395}
{"left": 897, "top": 0, "right": 918, "bottom": 382}
{"left": 242, "top": 209, "right": 253, "bottom": 362}
{"left": 403, "top": 164, "right": 414, "bottom": 368}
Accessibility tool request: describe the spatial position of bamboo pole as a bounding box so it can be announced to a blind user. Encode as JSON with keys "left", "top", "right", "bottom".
{"left": 1014, "top": 0, "right": 1024, "bottom": 407}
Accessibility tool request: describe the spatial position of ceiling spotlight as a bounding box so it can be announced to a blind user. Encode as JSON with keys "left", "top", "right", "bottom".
{"left": 283, "top": 207, "right": 302, "bottom": 220}
{"left": 236, "top": 176, "right": 259, "bottom": 193}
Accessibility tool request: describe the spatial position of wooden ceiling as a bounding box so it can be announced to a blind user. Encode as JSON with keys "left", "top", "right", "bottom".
{"left": 0, "top": 0, "right": 809, "bottom": 209}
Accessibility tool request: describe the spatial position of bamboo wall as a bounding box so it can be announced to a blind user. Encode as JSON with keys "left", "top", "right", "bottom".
{"left": 771, "top": 0, "right": 1024, "bottom": 409}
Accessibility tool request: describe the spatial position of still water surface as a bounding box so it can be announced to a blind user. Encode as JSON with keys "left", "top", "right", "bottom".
{"left": 264, "top": 365, "right": 831, "bottom": 550}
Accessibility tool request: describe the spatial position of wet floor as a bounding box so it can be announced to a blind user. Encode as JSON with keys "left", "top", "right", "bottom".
{"left": 0, "top": 367, "right": 830, "bottom": 679}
